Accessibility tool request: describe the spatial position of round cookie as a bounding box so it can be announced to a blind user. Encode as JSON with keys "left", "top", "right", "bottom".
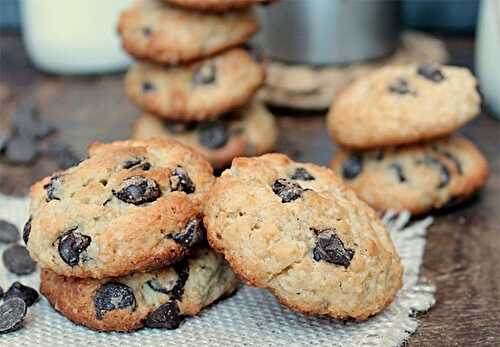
{"left": 125, "top": 48, "right": 265, "bottom": 121}
{"left": 133, "top": 100, "right": 277, "bottom": 169}
{"left": 327, "top": 64, "right": 481, "bottom": 148}
{"left": 40, "top": 246, "right": 239, "bottom": 332}
{"left": 118, "top": 0, "right": 258, "bottom": 64}
{"left": 331, "top": 135, "right": 489, "bottom": 215}
{"left": 163, "top": 0, "right": 274, "bottom": 12}
{"left": 204, "top": 154, "right": 403, "bottom": 320}
{"left": 26, "top": 139, "right": 215, "bottom": 279}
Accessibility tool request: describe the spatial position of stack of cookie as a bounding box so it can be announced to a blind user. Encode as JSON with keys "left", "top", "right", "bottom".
{"left": 327, "top": 64, "right": 489, "bottom": 214}
{"left": 25, "top": 139, "right": 239, "bottom": 331}
{"left": 117, "top": 0, "right": 277, "bottom": 169}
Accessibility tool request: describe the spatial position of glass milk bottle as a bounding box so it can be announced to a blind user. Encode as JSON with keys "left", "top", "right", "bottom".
{"left": 20, "top": 0, "right": 133, "bottom": 75}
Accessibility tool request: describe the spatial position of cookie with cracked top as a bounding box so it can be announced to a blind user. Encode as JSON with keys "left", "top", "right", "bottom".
{"left": 125, "top": 49, "right": 265, "bottom": 121}
{"left": 27, "top": 139, "right": 215, "bottom": 279}
{"left": 331, "top": 135, "right": 489, "bottom": 215}
{"left": 117, "top": 0, "right": 258, "bottom": 64}
{"left": 326, "top": 64, "right": 481, "bottom": 148}
{"left": 40, "top": 247, "right": 239, "bottom": 332}
{"left": 133, "top": 100, "right": 277, "bottom": 169}
{"left": 163, "top": 0, "right": 275, "bottom": 12}
{"left": 204, "top": 153, "right": 403, "bottom": 320}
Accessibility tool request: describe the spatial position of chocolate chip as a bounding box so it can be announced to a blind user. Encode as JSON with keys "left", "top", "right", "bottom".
{"left": 169, "top": 167, "right": 195, "bottom": 194}
{"left": 312, "top": 229, "right": 354, "bottom": 268}
{"left": 418, "top": 156, "right": 450, "bottom": 189}
{"left": 142, "top": 82, "right": 154, "bottom": 93}
{"left": 142, "top": 27, "right": 152, "bottom": 36}
{"left": 389, "top": 163, "right": 406, "bottom": 183}
{"left": 197, "top": 120, "right": 229, "bottom": 149}
{"left": 417, "top": 64, "right": 445, "bottom": 82}
{"left": 5, "top": 135, "right": 37, "bottom": 164}
{"left": 58, "top": 227, "right": 91, "bottom": 267}
{"left": 147, "top": 279, "right": 171, "bottom": 295}
{"left": 113, "top": 176, "right": 161, "bottom": 205}
{"left": 192, "top": 62, "right": 216, "bottom": 85}
{"left": 123, "top": 157, "right": 151, "bottom": 171}
{"left": 172, "top": 218, "right": 204, "bottom": 248}
{"left": 146, "top": 259, "right": 189, "bottom": 299}
{"left": 0, "top": 297, "right": 27, "bottom": 334}
{"left": 0, "top": 220, "right": 20, "bottom": 244}
{"left": 442, "top": 151, "right": 463, "bottom": 175}
{"left": 144, "top": 300, "right": 184, "bottom": 329}
{"left": 388, "top": 78, "right": 415, "bottom": 95}
{"left": 22, "top": 217, "right": 31, "bottom": 245}
{"left": 44, "top": 175, "right": 63, "bottom": 202}
{"left": 291, "top": 167, "right": 315, "bottom": 181}
{"left": 94, "top": 282, "right": 136, "bottom": 320}
{"left": 272, "top": 178, "right": 305, "bottom": 203}
{"left": 10, "top": 99, "right": 55, "bottom": 140}
{"left": 4, "top": 282, "right": 39, "bottom": 307}
{"left": 2, "top": 245, "right": 36, "bottom": 275}
{"left": 342, "top": 153, "right": 363, "bottom": 180}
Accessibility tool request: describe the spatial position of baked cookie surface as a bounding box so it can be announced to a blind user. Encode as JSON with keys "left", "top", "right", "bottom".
{"left": 118, "top": 0, "right": 258, "bottom": 64}
{"left": 133, "top": 100, "right": 277, "bottom": 169}
{"left": 125, "top": 49, "right": 265, "bottom": 120}
{"left": 331, "top": 136, "right": 489, "bottom": 215}
{"left": 26, "top": 139, "right": 215, "bottom": 279}
{"left": 204, "top": 154, "right": 403, "bottom": 320}
{"left": 40, "top": 246, "right": 239, "bottom": 332}
{"left": 327, "top": 64, "right": 480, "bottom": 148}
{"left": 163, "top": 0, "right": 273, "bottom": 11}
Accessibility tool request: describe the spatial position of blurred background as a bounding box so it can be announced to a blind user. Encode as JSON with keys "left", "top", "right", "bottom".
{"left": 0, "top": 0, "right": 498, "bottom": 196}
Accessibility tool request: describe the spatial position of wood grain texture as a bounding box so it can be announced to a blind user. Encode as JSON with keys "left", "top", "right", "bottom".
{"left": 1, "top": 32, "right": 499, "bottom": 345}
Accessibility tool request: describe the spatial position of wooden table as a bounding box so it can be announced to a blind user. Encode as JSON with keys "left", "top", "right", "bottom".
{"left": 1, "top": 32, "right": 499, "bottom": 346}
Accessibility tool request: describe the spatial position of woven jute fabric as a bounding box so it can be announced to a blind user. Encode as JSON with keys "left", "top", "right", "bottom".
{"left": 0, "top": 194, "right": 435, "bottom": 347}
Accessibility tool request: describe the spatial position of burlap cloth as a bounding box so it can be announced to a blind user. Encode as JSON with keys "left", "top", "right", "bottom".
{"left": 260, "top": 31, "right": 449, "bottom": 110}
{"left": 0, "top": 194, "right": 435, "bottom": 347}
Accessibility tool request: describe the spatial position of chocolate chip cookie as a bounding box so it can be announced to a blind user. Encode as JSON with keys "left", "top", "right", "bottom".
{"left": 327, "top": 64, "right": 481, "bottom": 148}
{"left": 204, "top": 154, "right": 403, "bottom": 320}
{"left": 125, "top": 49, "right": 265, "bottom": 120}
{"left": 40, "top": 246, "right": 239, "bottom": 332}
{"left": 26, "top": 139, "right": 215, "bottom": 279}
{"left": 331, "top": 135, "right": 489, "bottom": 215}
{"left": 133, "top": 100, "right": 277, "bottom": 169}
{"left": 118, "top": 0, "right": 258, "bottom": 64}
{"left": 163, "top": 0, "right": 274, "bottom": 12}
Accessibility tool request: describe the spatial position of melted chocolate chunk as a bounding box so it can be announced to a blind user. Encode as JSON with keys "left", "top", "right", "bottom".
{"left": 113, "top": 176, "right": 161, "bottom": 205}
{"left": 312, "top": 229, "right": 354, "bottom": 268}
{"left": 94, "top": 282, "right": 136, "bottom": 320}
{"left": 272, "top": 178, "right": 305, "bottom": 203}
{"left": 4, "top": 282, "right": 39, "bottom": 307}
{"left": 44, "top": 175, "right": 63, "bottom": 202}
{"left": 58, "top": 227, "right": 91, "bottom": 267}
{"left": 146, "top": 259, "right": 189, "bottom": 299}
{"left": 291, "top": 167, "right": 315, "bottom": 181}
{"left": 0, "top": 220, "right": 20, "bottom": 244}
{"left": 123, "top": 157, "right": 151, "bottom": 171}
{"left": 144, "top": 300, "right": 183, "bottom": 329}
{"left": 418, "top": 156, "right": 450, "bottom": 189}
{"left": 169, "top": 167, "right": 195, "bottom": 194}
{"left": 142, "top": 82, "right": 154, "bottom": 93}
{"left": 23, "top": 217, "right": 32, "bottom": 245}
{"left": 388, "top": 78, "right": 415, "bottom": 95}
{"left": 197, "top": 120, "right": 229, "bottom": 149}
{"left": 192, "top": 62, "right": 216, "bottom": 85}
{"left": 417, "top": 64, "right": 445, "bottom": 82}
{"left": 0, "top": 297, "right": 27, "bottom": 334}
{"left": 389, "top": 163, "right": 407, "bottom": 183}
{"left": 2, "top": 245, "right": 36, "bottom": 275}
{"left": 342, "top": 153, "right": 363, "bottom": 180}
{"left": 172, "top": 218, "right": 205, "bottom": 248}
